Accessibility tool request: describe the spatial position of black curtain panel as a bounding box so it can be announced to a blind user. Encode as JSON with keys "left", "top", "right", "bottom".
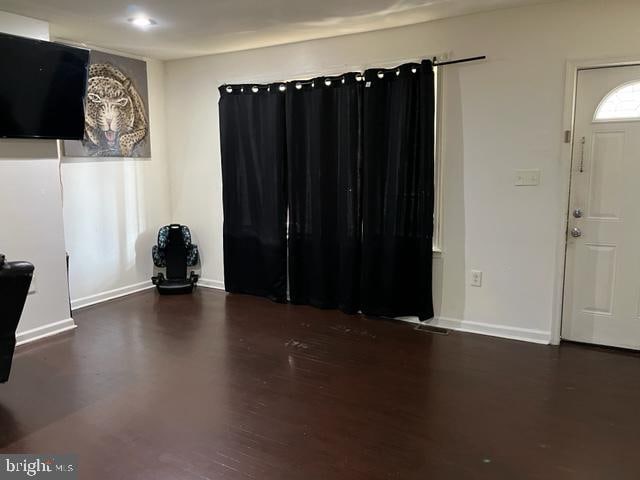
{"left": 218, "top": 60, "right": 436, "bottom": 319}
{"left": 218, "top": 84, "right": 288, "bottom": 302}
{"left": 286, "top": 74, "right": 363, "bottom": 313}
{"left": 361, "top": 61, "right": 435, "bottom": 320}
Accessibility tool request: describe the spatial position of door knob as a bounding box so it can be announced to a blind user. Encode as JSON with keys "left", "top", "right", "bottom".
{"left": 570, "top": 227, "right": 582, "bottom": 238}
{"left": 573, "top": 208, "right": 583, "bottom": 218}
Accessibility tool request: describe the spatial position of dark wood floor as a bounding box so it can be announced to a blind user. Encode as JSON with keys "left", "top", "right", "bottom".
{"left": 1, "top": 289, "right": 639, "bottom": 479}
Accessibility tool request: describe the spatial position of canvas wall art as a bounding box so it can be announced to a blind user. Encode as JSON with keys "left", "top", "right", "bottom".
{"left": 63, "top": 50, "right": 151, "bottom": 158}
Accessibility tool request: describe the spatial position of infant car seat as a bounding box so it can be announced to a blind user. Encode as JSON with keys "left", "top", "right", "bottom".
{"left": 0, "top": 254, "right": 34, "bottom": 383}
{"left": 152, "top": 224, "right": 199, "bottom": 294}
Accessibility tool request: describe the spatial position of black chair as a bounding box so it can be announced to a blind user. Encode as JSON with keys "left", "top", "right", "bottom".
{"left": 152, "top": 224, "right": 199, "bottom": 294}
{"left": 0, "top": 254, "right": 34, "bottom": 383}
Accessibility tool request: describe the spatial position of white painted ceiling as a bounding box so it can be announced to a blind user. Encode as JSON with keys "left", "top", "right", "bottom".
{"left": 0, "top": 0, "right": 561, "bottom": 60}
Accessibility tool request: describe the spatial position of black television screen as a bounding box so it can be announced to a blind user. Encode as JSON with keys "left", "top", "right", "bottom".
{"left": 0, "top": 32, "right": 89, "bottom": 140}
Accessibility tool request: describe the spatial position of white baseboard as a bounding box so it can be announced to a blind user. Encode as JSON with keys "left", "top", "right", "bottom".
{"left": 71, "top": 280, "right": 154, "bottom": 310}
{"left": 194, "top": 282, "right": 548, "bottom": 344}
{"left": 195, "top": 282, "right": 548, "bottom": 344}
{"left": 198, "top": 278, "right": 225, "bottom": 290}
{"left": 16, "top": 318, "right": 76, "bottom": 347}
{"left": 426, "top": 316, "right": 551, "bottom": 344}
{"left": 70, "top": 278, "right": 549, "bottom": 345}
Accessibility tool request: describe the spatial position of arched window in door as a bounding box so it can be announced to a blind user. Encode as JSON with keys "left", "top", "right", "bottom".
{"left": 594, "top": 80, "right": 640, "bottom": 121}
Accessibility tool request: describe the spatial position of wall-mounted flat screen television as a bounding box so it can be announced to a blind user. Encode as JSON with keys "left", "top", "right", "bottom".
{"left": 0, "top": 32, "right": 89, "bottom": 140}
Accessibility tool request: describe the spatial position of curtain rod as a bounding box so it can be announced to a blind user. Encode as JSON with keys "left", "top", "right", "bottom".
{"left": 432, "top": 55, "right": 487, "bottom": 67}
{"left": 221, "top": 55, "right": 487, "bottom": 90}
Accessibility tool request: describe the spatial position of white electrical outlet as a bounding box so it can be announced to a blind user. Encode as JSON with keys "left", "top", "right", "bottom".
{"left": 28, "top": 274, "right": 37, "bottom": 294}
{"left": 471, "top": 270, "right": 483, "bottom": 287}
{"left": 515, "top": 169, "right": 541, "bottom": 186}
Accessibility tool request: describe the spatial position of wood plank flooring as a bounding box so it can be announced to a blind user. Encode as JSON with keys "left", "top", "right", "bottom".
{"left": 1, "top": 288, "right": 639, "bottom": 479}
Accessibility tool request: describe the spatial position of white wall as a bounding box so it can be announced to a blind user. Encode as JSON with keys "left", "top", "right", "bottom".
{"left": 164, "top": 0, "right": 640, "bottom": 343}
{"left": 0, "top": 11, "right": 47, "bottom": 40}
{"left": 61, "top": 58, "right": 172, "bottom": 309}
{"left": 0, "top": 12, "right": 74, "bottom": 343}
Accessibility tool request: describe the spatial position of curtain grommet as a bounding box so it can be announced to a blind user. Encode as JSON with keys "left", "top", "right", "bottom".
{"left": 279, "top": 84, "right": 286, "bottom": 92}
{"left": 377, "top": 71, "right": 384, "bottom": 79}
{"left": 295, "top": 83, "right": 302, "bottom": 90}
{"left": 411, "top": 67, "right": 417, "bottom": 74}
{"left": 325, "top": 79, "right": 332, "bottom": 86}
{"left": 251, "top": 86, "right": 259, "bottom": 93}
{"left": 225, "top": 86, "right": 233, "bottom": 93}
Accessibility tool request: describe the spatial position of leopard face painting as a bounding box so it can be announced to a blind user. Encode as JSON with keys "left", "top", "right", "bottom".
{"left": 83, "top": 63, "right": 148, "bottom": 157}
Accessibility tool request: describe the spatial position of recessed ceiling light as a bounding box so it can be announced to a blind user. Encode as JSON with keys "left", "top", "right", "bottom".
{"left": 128, "top": 17, "right": 156, "bottom": 28}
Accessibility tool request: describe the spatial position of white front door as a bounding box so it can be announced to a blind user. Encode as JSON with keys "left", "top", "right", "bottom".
{"left": 562, "top": 65, "right": 640, "bottom": 350}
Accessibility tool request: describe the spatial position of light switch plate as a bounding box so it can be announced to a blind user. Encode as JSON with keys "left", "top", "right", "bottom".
{"left": 515, "top": 169, "right": 541, "bottom": 186}
{"left": 471, "top": 270, "right": 483, "bottom": 287}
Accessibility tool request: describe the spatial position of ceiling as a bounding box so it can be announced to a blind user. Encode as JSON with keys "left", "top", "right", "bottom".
{"left": 0, "top": 0, "right": 561, "bottom": 60}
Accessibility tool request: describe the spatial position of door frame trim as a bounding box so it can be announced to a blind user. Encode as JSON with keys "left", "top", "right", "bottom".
{"left": 552, "top": 56, "right": 640, "bottom": 345}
